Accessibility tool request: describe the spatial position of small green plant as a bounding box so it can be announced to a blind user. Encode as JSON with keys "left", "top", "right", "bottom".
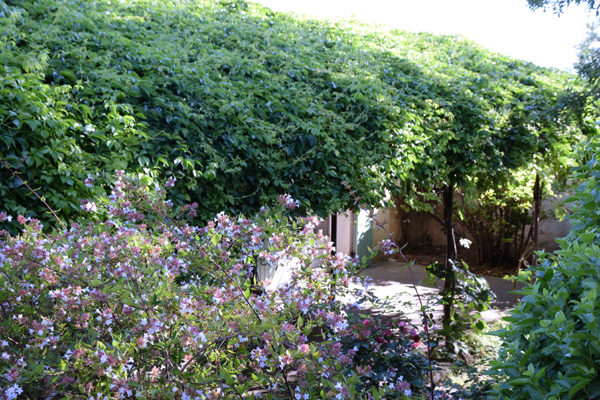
{"left": 341, "top": 313, "right": 429, "bottom": 398}
{"left": 457, "top": 168, "right": 540, "bottom": 268}
{"left": 426, "top": 260, "right": 496, "bottom": 356}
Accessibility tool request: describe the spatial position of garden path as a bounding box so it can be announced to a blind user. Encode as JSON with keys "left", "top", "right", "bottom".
{"left": 353, "top": 260, "right": 524, "bottom": 327}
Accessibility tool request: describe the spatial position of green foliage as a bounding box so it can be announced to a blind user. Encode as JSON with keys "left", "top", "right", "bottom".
{"left": 0, "top": 0, "right": 412, "bottom": 224}
{"left": 490, "top": 138, "right": 600, "bottom": 399}
{"left": 388, "top": 28, "right": 585, "bottom": 207}
{"left": 577, "top": 23, "right": 600, "bottom": 85}
{"left": 576, "top": 22, "right": 600, "bottom": 104}
{"left": 426, "top": 260, "right": 496, "bottom": 355}
{"left": 0, "top": 0, "right": 587, "bottom": 227}
{"left": 341, "top": 313, "right": 429, "bottom": 397}
{"left": 527, "top": 0, "right": 600, "bottom": 15}
{"left": 530, "top": 0, "right": 600, "bottom": 124}
{"left": 457, "top": 167, "right": 546, "bottom": 267}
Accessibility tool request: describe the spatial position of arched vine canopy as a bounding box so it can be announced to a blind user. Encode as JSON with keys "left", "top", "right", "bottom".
{"left": 0, "top": 0, "right": 594, "bottom": 225}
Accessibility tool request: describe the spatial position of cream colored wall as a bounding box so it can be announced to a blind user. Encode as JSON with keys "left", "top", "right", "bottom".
{"left": 336, "top": 211, "right": 354, "bottom": 256}
{"left": 401, "top": 205, "right": 447, "bottom": 248}
{"left": 371, "top": 208, "right": 401, "bottom": 244}
{"left": 317, "top": 194, "right": 571, "bottom": 266}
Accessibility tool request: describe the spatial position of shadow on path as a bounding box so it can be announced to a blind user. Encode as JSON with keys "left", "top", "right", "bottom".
{"left": 354, "top": 260, "right": 524, "bottom": 326}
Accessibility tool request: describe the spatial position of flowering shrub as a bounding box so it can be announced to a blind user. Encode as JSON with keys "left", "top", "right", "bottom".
{"left": 341, "top": 314, "right": 428, "bottom": 398}
{"left": 0, "top": 173, "right": 430, "bottom": 399}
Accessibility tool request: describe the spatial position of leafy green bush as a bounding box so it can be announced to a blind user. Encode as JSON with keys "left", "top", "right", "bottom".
{"left": 457, "top": 167, "right": 544, "bottom": 268}
{"left": 0, "top": 0, "right": 410, "bottom": 225}
{"left": 0, "top": 173, "right": 435, "bottom": 399}
{"left": 490, "top": 139, "right": 600, "bottom": 399}
{"left": 342, "top": 313, "right": 428, "bottom": 396}
{"left": 0, "top": 0, "right": 586, "bottom": 227}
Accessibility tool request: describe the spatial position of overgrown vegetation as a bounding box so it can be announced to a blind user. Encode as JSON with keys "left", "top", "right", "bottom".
{"left": 490, "top": 138, "right": 600, "bottom": 399}
{"left": 0, "top": 0, "right": 415, "bottom": 225}
{"left": 457, "top": 167, "right": 548, "bottom": 268}
{"left": 2, "top": 0, "right": 600, "bottom": 397}
{"left": 0, "top": 0, "right": 589, "bottom": 229}
{"left": 0, "top": 173, "right": 436, "bottom": 399}
{"left": 2, "top": 1, "right": 591, "bottom": 356}
{"left": 425, "top": 260, "right": 496, "bottom": 356}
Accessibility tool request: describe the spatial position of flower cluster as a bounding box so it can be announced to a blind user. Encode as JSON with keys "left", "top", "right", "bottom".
{"left": 278, "top": 194, "right": 300, "bottom": 210}
{"left": 340, "top": 314, "right": 428, "bottom": 398}
{"left": 0, "top": 173, "right": 432, "bottom": 399}
{"left": 378, "top": 238, "right": 398, "bottom": 256}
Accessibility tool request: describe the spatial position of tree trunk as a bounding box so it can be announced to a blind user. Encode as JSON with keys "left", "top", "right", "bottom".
{"left": 532, "top": 174, "right": 542, "bottom": 267}
{"left": 394, "top": 197, "right": 409, "bottom": 245}
{"left": 442, "top": 183, "right": 456, "bottom": 350}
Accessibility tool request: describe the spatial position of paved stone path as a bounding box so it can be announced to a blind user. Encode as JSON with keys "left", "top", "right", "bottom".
{"left": 354, "top": 260, "right": 524, "bottom": 326}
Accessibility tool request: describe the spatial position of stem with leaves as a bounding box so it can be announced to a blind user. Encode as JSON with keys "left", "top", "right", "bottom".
{"left": 344, "top": 182, "right": 435, "bottom": 400}
{"left": 2, "top": 162, "right": 65, "bottom": 228}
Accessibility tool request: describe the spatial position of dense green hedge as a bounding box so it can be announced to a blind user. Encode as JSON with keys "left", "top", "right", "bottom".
{"left": 0, "top": 0, "right": 585, "bottom": 226}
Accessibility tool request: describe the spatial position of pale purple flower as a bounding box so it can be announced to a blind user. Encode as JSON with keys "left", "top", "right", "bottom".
{"left": 165, "top": 177, "right": 176, "bottom": 188}
{"left": 278, "top": 194, "right": 299, "bottom": 210}
{"left": 80, "top": 201, "right": 98, "bottom": 212}
{"left": 84, "top": 174, "right": 95, "bottom": 188}
{"left": 5, "top": 384, "right": 23, "bottom": 400}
